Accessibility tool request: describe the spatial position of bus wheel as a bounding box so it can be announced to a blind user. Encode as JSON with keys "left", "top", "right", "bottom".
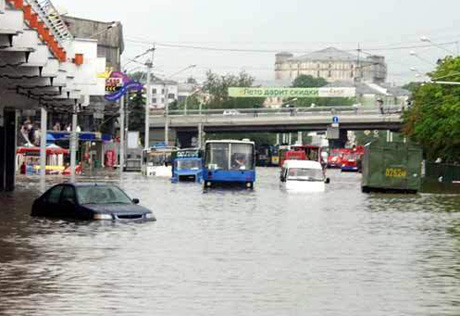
{"left": 246, "top": 182, "right": 253, "bottom": 189}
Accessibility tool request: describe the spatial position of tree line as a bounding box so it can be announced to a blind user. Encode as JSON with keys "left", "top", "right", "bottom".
{"left": 403, "top": 56, "right": 460, "bottom": 163}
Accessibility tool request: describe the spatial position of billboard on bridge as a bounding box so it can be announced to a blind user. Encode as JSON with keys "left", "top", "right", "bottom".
{"left": 228, "top": 87, "right": 356, "bottom": 98}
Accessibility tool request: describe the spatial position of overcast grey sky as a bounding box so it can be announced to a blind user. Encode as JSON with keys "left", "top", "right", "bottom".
{"left": 54, "top": 0, "right": 460, "bottom": 84}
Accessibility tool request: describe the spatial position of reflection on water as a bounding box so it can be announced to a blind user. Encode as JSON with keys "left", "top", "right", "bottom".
{"left": 1, "top": 169, "right": 460, "bottom": 315}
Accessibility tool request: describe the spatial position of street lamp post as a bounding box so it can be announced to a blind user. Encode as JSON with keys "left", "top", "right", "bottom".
{"left": 145, "top": 49, "right": 154, "bottom": 150}
{"left": 420, "top": 36, "right": 456, "bottom": 56}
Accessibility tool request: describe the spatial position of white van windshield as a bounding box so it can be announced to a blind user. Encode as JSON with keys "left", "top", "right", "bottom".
{"left": 287, "top": 168, "right": 323, "bottom": 181}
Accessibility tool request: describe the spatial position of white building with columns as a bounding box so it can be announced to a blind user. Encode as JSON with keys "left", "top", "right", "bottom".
{"left": 275, "top": 47, "right": 387, "bottom": 84}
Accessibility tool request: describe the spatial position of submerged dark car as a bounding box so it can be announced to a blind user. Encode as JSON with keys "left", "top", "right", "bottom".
{"left": 31, "top": 183, "right": 155, "bottom": 221}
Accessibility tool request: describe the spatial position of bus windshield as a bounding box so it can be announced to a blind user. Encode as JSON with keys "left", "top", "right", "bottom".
{"left": 146, "top": 153, "right": 171, "bottom": 166}
{"left": 176, "top": 159, "right": 201, "bottom": 170}
{"left": 205, "top": 142, "right": 254, "bottom": 171}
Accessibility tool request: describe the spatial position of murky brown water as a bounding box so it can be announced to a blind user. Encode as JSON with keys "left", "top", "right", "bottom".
{"left": 1, "top": 168, "right": 460, "bottom": 315}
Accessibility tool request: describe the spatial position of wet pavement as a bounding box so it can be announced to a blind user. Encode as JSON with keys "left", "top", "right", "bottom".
{"left": 1, "top": 168, "right": 460, "bottom": 315}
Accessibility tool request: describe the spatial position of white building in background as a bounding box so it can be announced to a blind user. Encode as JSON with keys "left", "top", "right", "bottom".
{"left": 147, "top": 79, "right": 178, "bottom": 109}
{"left": 275, "top": 47, "right": 387, "bottom": 84}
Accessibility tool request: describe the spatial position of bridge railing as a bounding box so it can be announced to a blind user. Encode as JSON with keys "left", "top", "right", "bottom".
{"left": 151, "top": 105, "right": 403, "bottom": 117}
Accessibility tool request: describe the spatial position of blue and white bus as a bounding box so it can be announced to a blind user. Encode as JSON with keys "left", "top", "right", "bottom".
{"left": 203, "top": 139, "right": 256, "bottom": 189}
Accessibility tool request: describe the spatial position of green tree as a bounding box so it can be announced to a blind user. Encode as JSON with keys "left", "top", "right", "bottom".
{"left": 292, "top": 74, "right": 328, "bottom": 88}
{"left": 176, "top": 95, "right": 201, "bottom": 112}
{"left": 403, "top": 56, "right": 460, "bottom": 162}
{"left": 291, "top": 74, "right": 355, "bottom": 107}
{"left": 202, "top": 71, "right": 265, "bottom": 109}
{"left": 402, "top": 82, "right": 422, "bottom": 95}
{"left": 127, "top": 91, "right": 146, "bottom": 143}
{"left": 129, "top": 71, "right": 146, "bottom": 83}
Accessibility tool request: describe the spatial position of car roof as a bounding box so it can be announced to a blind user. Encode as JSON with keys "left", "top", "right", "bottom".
{"left": 57, "top": 183, "right": 117, "bottom": 188}
{"left": 283, "top": 160, "right": 322, "bottom": 169}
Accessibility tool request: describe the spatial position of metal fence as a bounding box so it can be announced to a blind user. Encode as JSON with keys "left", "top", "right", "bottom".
{"left": 157, "top": 105, "right": 403, "bottom": 117}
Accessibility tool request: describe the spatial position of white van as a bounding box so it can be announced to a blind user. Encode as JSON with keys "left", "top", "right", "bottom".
{"left": 280, "top": 160, "right": 329, "bottom": 192}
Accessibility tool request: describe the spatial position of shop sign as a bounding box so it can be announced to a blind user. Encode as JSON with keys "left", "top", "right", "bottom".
{"left": 228, "top": 87, "right": 356, "bottom": 98}
{"left": 104, "top": 72, "right": 144, "bottom": 101}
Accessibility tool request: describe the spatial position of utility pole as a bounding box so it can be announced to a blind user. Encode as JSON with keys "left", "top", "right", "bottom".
{"left": 164, "top": 83, "right": 169, "bottom": 146}
{"left": 119, "top": 95, "right": 125, "bottom": 175}
{"left": 70, "top": 103, "right": 78, "bottom": 183}
{"left": 145, "top": 45, "right": 154, "bottom": 150}
{"left": 39, "top": 106, "right": 47, "bottom": 192}
{"left": 357, "top": 43, "right": 361, "bottom": 82}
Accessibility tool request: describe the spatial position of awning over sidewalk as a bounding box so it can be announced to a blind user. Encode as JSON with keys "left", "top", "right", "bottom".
{"left": 47, "top": 132, "right": 112, "bottom": 142}
{"left": 0, "top": 0, "right": 106, "bottom": 112}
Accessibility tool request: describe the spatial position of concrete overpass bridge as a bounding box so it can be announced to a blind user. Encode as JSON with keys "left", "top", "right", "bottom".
{"left": 148, "top": 106, "right": 404, "bottom": 146}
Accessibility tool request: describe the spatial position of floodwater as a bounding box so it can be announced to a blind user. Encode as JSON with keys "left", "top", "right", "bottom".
{"left": 1, "top": 168, "right": 460, "bottom": 316}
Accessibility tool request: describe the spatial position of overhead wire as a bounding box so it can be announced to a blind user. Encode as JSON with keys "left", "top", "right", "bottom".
{"left": 125, "top": 38, "right": 460, "bottom": 54}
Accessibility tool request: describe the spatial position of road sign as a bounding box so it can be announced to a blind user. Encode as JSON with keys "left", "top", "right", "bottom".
{"left": 332, "top": 116, "right": 339, "bottom": 124}
{"left": 326, "top": 126, "right": 339, "bottom": 139}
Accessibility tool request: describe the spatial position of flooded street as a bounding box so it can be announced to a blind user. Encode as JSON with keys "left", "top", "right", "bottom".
{"left": 1, "top": 168, "right": 460, "bottom": 315}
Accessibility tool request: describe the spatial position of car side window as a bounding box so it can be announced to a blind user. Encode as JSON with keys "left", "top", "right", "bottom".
{"left": 60, "top": 186, "right": 77, "bottom": 204}
{"left": 45, "top": 186, "right": 64, "bottom": 204}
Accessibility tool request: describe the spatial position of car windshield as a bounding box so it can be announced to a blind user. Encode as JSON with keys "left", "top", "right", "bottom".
{"left": 287, "top": 168, "right": 323, "bottom": 181}
{"left": 177, "top": 159, "right": 201, "bottom": 170}
{"left": 77, "top": 186, "right": 133, "bottom": 205}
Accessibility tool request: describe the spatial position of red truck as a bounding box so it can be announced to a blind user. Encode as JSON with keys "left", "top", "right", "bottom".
{"left": 279, "top": 145, "right": 327, "bottom": 168}
{"left": 327, "top": 148, "right": 350, "bottom": 168}
{"left": 340, "top": 146, "right": 364, "bottom": 172}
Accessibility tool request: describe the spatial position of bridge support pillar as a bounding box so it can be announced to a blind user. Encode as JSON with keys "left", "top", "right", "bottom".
{"left": 297, "top": 131, "right": 303, "bottom": 145}
{"left": 330, "top": 129, "right": 348, "bottom": 148}
{"left": 198, "top": 123, "right": 203, "bottom": 149}
{"left": 0, "top": 109, "right": 17, "bottom": 192}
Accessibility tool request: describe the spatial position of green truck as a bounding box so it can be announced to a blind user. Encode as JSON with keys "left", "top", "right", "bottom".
{"left": 361, "top": 140, "right": 423, "bottom": 193}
